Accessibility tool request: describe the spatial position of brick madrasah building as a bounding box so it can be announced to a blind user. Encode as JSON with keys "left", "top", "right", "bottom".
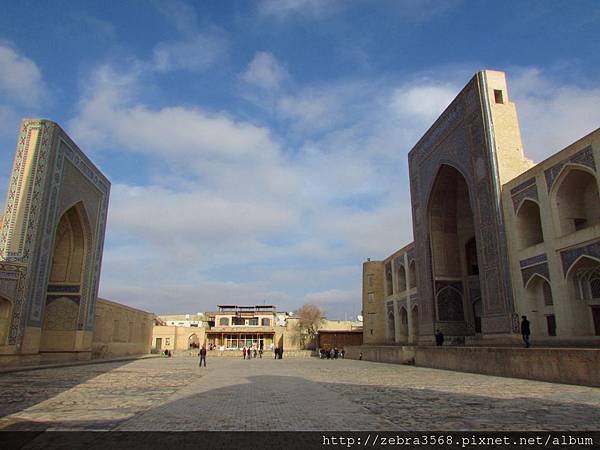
{"left": 363, "top": 70, "right": 600, "bottom": 346}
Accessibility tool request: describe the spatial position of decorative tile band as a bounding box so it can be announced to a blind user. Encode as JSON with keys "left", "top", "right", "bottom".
{"left": 510, "top": 177, "right": 536, "bottom": 196}
{"left": 519, "top": 254, "right": 547, "bottom": 268}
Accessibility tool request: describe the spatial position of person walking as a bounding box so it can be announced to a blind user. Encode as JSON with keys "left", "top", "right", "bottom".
{"left": 279, "top": 347, "right": 284, "bottom": 359}
{"left": 274, "top": 347, "right": 279, "bottom": 359}
{"left": 435, "top": 329, "right": 444, "bottom": 346}
{"left": 521, "top": 315, "right": 531, "bottom": 348}
{"left": 199, "top": 345, "right": 207, "bottom": 367}
{"left": 243, "top": 346, "right": 247, "bottom": 359}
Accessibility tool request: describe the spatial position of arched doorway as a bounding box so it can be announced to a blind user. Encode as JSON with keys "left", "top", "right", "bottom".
{"left": 387, "top": 303, "right": 395, "bottom": 343}
{"left": 410, "top": 305, "right": 419, "bottom": 343}
{"left": 524, "top": 275, "right": 555, "bottom": 338}
{"left": 188, "top": 333, "right": 199, "bottom": 349}
{"left": 553, "top": 167, "right": 600, "bottom": 235}
{"left": 40, "top": 204, "right": 89, "bottom": 352}
{"left": 0, "top": 296, "right": 12, "bottom": 346}
{"left": 428, "top": 165, "right": 477, "bottom": 331}
{"left": 567, "top": 256, "right": 600, "bottom": 336}
{"left": 398, "top": 307, "right": 408, "bottom": 340}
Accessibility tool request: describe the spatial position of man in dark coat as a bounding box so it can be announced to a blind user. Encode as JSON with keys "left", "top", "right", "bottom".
{"left": 521, "top": 315, "right": 531, "bottom": 348}
{"left": 435, "top": 329, "right": 444, "bottom": 346}
{"left": 199, "top": 346, "right": 207, "bottom": 367}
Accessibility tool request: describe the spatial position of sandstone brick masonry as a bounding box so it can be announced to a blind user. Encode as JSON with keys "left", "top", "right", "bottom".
{"left": 345, "top": 345, "right": 600, "bottom": 387}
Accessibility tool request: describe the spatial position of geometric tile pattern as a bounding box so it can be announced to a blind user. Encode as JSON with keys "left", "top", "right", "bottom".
{"left": 560, "top": 240, "right": 600, "bottom": 277}
{"left": 0, "top": 119, "right": 111, "bottom": 348}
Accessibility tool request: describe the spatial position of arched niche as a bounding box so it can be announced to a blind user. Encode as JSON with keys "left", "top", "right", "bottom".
{"left": 427, "top": 164, "right": 478, "bottom": 330}
{"left": 387, "top": 308, "right": 396, "bottom": 342}
{"left": 553, "top": 166, "right": 600, "bottom": 236}
{"left": 408, "top": 261, "right": 416, "bottom": 289}
{"left": 516, "top": 199, "right": 544, "bottom": 249}
{"left": 398, "top": 307, "right": 409, "bottom": 338}
{"left": 386, "top": 271, "right": 393, "bottom": 296}
{"left": 567, "top": 255, "right": 600, "bottom": 336}
{"left": 410, "top": 305, "right": 419, "bottom": 343}
{"left": 396, "top": 264, "right": 407, "bottom": 292}
{"left": 41, "top": 203, "right": 90, "bottom": 352}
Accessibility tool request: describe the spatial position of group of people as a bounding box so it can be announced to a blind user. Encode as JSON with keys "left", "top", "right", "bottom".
{"left": 319, "top": 348, "right": 344, "bottom": 359}
{"left": 242, "top": 346, "right": 263, "bottom": 359}
{"left": 197, "top": 316, "right": 533, "bottom": 368}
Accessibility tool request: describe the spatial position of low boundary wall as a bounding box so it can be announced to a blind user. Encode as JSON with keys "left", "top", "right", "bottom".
{"left": 344, "top": 345, "right": 600, "bottom": 387}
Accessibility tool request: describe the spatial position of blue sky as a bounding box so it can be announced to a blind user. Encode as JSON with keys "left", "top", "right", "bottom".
{"left": 1, "top": 0, "right": 599, "bottom": 318}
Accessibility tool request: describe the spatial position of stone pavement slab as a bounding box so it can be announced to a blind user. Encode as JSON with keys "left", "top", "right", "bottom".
{"left": 0, "top": 356, "right": 599, "bottom": 431}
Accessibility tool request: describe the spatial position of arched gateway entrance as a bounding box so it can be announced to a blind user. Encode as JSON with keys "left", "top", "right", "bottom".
{"left": 40, "top": 203, "right": 90, "bottom": 352}
{"left": 428, "top": 165, "right": 481, "bottom": 335}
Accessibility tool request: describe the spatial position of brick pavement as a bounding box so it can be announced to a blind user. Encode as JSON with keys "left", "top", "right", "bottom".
{"left": 0, "top": 356, "right": 599, "bottom": 431}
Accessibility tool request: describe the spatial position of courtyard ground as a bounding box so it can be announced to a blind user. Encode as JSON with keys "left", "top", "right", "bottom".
{"left": 0, "top": 355, "right": 599, "bottom": 431}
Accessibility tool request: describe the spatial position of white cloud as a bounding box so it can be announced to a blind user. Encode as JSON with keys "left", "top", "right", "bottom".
{"left": 108, "top": 183, "right": 299, "bottom": 245}
{"left": 69, "top": 62, "right": 511, "bottom": 318}
{"left": 99, "top": 276, "right": 292, "bottom": 315}
{"left": 303, "top": 288, "right": 359, "bottom": 305}
{"left": 154, "top": 0, "right": 199, "bottom": 34}
{"left": 71, "top": 65, "right": 279, "bottom": 162}
{"left": 391, "top": 83, "right": 457, "bottom": 121}
{"left": 257, "top": 0, "right": 344, "bottom": 19}
{"left": 509, "top": 68, "right": 600, "bottom": 162}
{"left": 153, "top": 34, "right": 226, "bottom": 72}
{"left": 242, "top": 52, "right": 288, "bottom": 90}
{"left": 150, "top": 0, "right": 227, "bottom": 73}
{"left": 0, "top": 42, "right": 44, "bottom": 106}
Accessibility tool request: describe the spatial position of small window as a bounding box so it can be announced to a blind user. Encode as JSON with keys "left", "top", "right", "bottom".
{"left": 370, "top": 329, "right": 373, "bottom": 335}
{"left": 494, "top": 89, "right": 504, "bottom": 104}
{"left": 368, "top": 293, "right": 374, "bottom": 303}
{"left": 249, "top": 318, "right": 259, "bottom": 326}
{"left": 261, "top": 318, "right": 271, "bottom": 326}
{"left": 367, "top": 274, "right": 374, "bottom": 287}
{"left": 232, "top": 317, "right": 244, "bottom": 325}
{"left": 219, "top": 317, "right": 229, "bottom": 326}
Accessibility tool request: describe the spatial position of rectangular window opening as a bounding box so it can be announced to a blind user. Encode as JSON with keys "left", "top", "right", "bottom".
{"left": 494, "top": 89, "right": 504, "bottom": 104}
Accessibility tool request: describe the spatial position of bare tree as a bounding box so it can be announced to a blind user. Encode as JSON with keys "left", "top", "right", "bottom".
{"left": 295, "top": 303, "right": 323, "bottom": 349}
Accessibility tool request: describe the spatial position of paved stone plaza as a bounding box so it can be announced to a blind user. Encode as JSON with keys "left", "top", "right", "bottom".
{"left": 1, "top": 356, "right": 599, "bottom": 431}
